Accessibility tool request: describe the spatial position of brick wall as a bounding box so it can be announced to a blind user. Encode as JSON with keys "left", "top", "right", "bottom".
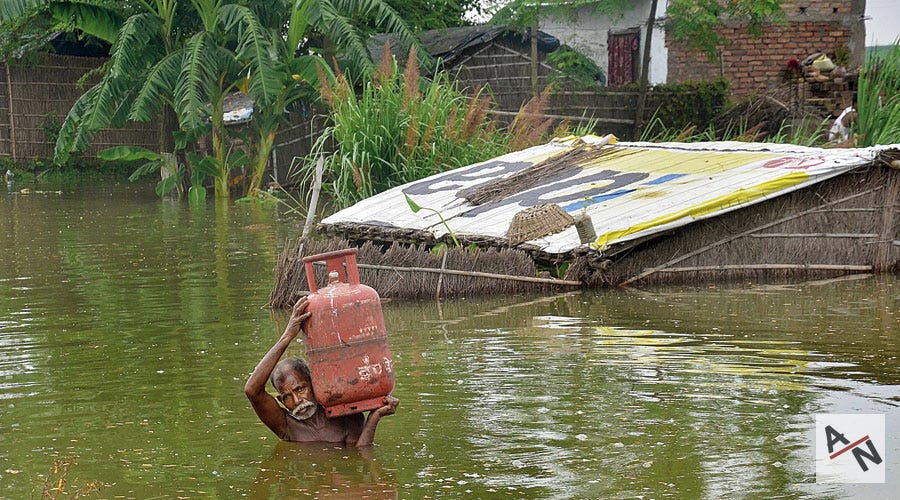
{"left": 666, "top": 0, "right": 864, "bottom": 98}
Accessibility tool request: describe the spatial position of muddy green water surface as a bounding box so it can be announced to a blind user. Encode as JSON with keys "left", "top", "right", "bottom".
{"left": 1, "top": 181, "right": 897, "bottom": 499}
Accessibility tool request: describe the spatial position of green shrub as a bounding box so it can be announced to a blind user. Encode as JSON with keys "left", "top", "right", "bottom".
{"left": 643, "top": 79, "right": 729, "bottom": 134}
{"left": 856, "top": 43, "right": 900, "bottom": 146}
{"left": 547, "top": 46, "right": 605, "bottom": 88}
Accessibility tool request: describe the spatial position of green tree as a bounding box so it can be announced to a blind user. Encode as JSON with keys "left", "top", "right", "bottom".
{"left": 383, "top": 0, "right": 477, "bottom": 31}
{"left": 0, "top": 1, "right": 127, "bottom": 46}
{"left": 665, "top": 0, "right": 785, "bottom": 61}
{"left": 240, "top": 0, "right": 423, "bottom": 197}
{"left": 3, "top": 0, "right": 422, "bottom": 199}
{"left": 49, "top": 0, "right": 267, "bottom": 199}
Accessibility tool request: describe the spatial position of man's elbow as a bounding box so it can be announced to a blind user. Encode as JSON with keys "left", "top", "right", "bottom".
{"left": 243, "top": 379, "right": 260, "bottom": 398}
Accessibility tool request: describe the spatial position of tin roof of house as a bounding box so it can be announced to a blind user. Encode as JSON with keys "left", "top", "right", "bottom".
{"left": 322, "top": 135, "right": 896, "bottom": 256}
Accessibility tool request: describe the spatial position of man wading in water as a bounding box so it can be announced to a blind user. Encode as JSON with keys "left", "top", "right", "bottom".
{"left": 244, "top": 297, "right": 399, "bottom": 447}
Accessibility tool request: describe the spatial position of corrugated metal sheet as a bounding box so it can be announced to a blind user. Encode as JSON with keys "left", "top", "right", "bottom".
{"left": 322, "top": 135, "right": 891, "bottom": 256}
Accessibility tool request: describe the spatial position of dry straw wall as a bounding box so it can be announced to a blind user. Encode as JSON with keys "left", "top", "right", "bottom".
{"left": 0, "top": 54, "right": 162, "bottom": 161}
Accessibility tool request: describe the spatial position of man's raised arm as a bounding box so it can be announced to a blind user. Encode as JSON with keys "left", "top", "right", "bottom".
{"left": 244, "top": 297, "right": 310, "bottom": 436}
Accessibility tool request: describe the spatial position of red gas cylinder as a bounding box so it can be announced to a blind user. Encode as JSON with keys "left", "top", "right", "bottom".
{"left": 302, "top": 248, "right": 395, "bottom": 418}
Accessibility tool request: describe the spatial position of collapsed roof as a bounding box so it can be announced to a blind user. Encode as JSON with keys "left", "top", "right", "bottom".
{"left": 321, "top": 135, "right": 897, "bottom": 260}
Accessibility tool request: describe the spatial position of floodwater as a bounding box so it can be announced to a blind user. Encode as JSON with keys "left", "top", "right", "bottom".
{"left": 0, "top": 181, "right": 897, "bottom": 499}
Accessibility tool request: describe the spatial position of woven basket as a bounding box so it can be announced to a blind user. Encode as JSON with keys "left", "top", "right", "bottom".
{"left": 506, "top": 204, "right": 575, "bottom": 244}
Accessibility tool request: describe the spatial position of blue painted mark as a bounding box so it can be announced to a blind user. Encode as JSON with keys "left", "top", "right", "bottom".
{"left": 561, "top": 173, "right": 685, "bottom": 211}
{"left": 643, "top": 173, "right": 686, "bottom": 185}
{"left": 562, "top": 189, "right": 636, "bottom": 211}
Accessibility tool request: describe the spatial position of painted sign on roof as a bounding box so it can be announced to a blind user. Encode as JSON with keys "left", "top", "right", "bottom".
{"left": 322, "top": 135, "right": 888, "bottom": 255}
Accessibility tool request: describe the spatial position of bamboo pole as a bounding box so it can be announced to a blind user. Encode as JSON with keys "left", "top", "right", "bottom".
{"left": 620, "top": 186, "right": 884, "bottom": 286}
{"left": 5, "top": 64, "right": 17, "bottom": 160}
{"left": 748, "top": 233, "right": 878, "bottom": 238}
{"left": 462, "top": 62, "right": 536, "bottom": 71}
{"left": 874, "top": 171, "right": 899, "bottom": 271}
{"left": 466, "top": 52, "right": 525, "bottom": 61}
{"left": 530, "top": 17, "right": 539, "bottom": 98}
{"left": 654, "top": 264, "right": 873, "bottom": 273}
{"left": 435, "top": 251, "right": 448, "bottom": 301}
{"left": 487, "top": 110, "right": 634, "bottom": 125}
{"left": 301, "top": 155, "right": 324, "bottom": 240}
{"left": 315, "top": 261, "right": 582, "bottom": 286}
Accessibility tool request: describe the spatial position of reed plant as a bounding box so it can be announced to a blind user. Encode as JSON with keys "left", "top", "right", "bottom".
{"left": 300, "top": 45, "right": 508, "bottom": 207}
{"left": 856, "top": 42, "right": 900, "bottom": 147}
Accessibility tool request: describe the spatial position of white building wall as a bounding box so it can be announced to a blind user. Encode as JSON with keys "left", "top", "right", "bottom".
{"left": 539, "top": 0, "right": 668, "bottom": 85}
{"left": 648, "top": 0, "right": 668, "bottom": 84}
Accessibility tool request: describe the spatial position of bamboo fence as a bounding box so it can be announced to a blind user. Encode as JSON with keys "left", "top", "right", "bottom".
{"left": 0, "top": 54, "right": 163, "bottom": 161}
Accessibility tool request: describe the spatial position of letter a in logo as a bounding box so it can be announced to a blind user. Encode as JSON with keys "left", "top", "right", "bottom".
{"left": 824, "top": 425, "right": 849, "bottom": 454}
{"left": 816, "top": 414, "right": 885, "bottom": 483}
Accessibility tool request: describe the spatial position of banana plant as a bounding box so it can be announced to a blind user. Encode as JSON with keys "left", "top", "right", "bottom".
{"left": 6, "top": 0, "right": 425, "bottom": 200}
{"left": 97, "top": 123, "right": 244, "bottom": 204}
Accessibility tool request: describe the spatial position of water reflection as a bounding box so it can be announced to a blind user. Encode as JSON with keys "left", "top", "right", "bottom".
{"left": 249, "top": 441, "right": 397, "bottom": 499}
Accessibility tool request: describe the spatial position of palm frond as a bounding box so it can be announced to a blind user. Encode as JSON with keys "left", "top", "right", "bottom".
{"left": 310, "top": 0, "right": 375, "bottom": 76}
{"left": 106, "top": 13, "right": 164, "bottom": 77}
{"left": 218, "top": 3, "right": 280, "bottom": 108}
{"left": 332, "top": 0, "right": 423, "bottom": 65}
{"left": 129, "top": 49, "right": 182, "bottom": 121}
{"left": 54, "top": 82, "right": 105, "bottom": 163}
{"left": 55, "top": 59, "right": 140, "bottom": 163}
{"left": 0, "top": 0, "right": 44, "bottom": 22}
{"left": 79, "top": 73, "right": 133, "bottom": 135}
{"left": 48, "top": 2, "right": 123, "bottom": 42}
{"left": 286, "top": 0, "right": 310, "bottom": 55}
{"left": 174, "top": 31, "right": 218, "bottom": 129}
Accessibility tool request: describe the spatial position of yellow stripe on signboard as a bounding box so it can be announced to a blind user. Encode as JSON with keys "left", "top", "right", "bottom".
{"left": 591, "top": 171, "right": 810, "bottom": 250}
{"left": 580, "top": 149, "right": 782, "bottom": 176}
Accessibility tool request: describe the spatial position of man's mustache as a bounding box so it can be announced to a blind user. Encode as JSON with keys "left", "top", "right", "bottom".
{"left": 290, "top": 400, "right": 317, "bottom": 420}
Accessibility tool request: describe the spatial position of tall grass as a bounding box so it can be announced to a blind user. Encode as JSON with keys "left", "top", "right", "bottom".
{"left": 856, "top": 42, "right": 900, "bottom": 146}
{"left": 300, "top": 45, "right": 507, "bottom": 207}
{"left": 640, "top": 109, "right": 827, "bottom": 146}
